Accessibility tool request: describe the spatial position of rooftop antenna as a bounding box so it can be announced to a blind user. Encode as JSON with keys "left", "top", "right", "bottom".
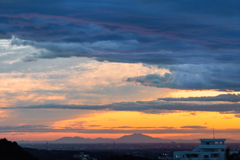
{"left": 213, "top": 126, "right": 215, "bottom": 139}
{"left": 113, "top": 140, "right": 115, "bottom": 151}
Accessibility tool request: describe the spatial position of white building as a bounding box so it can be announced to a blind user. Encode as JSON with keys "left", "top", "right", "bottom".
{"left": 174, "top": 139, "right": 226, "bottom": 160}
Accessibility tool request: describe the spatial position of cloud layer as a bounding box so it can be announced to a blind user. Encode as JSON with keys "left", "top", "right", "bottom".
{"left": 1, "top": 0, "right": 239, "bottom": 91}
{"left": 3, "top": 100, "right": 240, "bottom": 113}
{"left": 0, "top": 124, "right": 240, "bottom": 134}
{"left": 1, "top": 0, "right": 240, "bottom": 139}
{"left": 0, "top": 0, "right": 239, "bottom": 65}
{"left": 126, "top": 63, "right": 240, "bottom": 91}
{"left": 158, "top": 94, "right": 240, "bottom": 102}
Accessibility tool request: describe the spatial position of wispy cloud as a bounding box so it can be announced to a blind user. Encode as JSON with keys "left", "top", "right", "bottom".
{"left": 158, "top": 94, "right": 240, "bottom": 102}
{"left": 2, "top": 101, "right": 240, "bottom": 114}
{"left": 180, "top": 126, "right": 207, "bottom": 129}
{"left": 0, "top": 124, "right": 240, "bottom": 134}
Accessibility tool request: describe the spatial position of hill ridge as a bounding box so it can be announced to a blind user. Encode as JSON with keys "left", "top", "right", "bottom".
{"left": 18, "top": 133, "right": 240, "bottom": 144}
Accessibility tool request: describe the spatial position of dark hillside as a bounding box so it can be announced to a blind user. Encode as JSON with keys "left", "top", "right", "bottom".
{"left": 0, "top": 138, "right": 38, "bottom": 160}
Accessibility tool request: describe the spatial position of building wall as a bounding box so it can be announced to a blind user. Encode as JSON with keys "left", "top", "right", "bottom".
{"left": 174, "top": 139, "right": 226, "bottom": 160}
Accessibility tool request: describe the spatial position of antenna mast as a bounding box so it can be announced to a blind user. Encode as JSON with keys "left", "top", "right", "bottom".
{"left": 213, "top": 126, "right": 215, "bottom": 139}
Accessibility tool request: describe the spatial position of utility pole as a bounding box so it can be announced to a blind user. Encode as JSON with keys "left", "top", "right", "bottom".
{"left": 113, "top": 140, "right": 115, "bottom": 151}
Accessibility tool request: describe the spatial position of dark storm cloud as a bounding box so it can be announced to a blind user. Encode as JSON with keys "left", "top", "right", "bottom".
{"left": 1, "top": 0, "right": 240, "bottom": 91}
{"left": 126, "top": 64, "right": 240, "bottom": 91}
{"left": 2, "top": 101, "right": 240, "bottom": 113}
{"left": 0, "top": 0, "right": 239, "bottom": 64}
{"left": 158, "top": 94, "right": 240, "bottom": 102}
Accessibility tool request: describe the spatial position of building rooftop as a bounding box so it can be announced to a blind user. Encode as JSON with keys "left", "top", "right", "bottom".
{"left": 199, "top": 139, "right": 226, "bottom": 142}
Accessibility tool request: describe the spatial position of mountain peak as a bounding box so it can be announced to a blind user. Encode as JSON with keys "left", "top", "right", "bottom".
{"left": 132, "top": 133, "right": 143, "bottom": 135}
{"left": 115, "top": 133, "right": 163, "bottom": 143}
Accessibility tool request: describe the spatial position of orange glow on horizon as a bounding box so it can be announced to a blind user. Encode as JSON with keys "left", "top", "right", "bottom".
{"left": 1, "top": 132, "right": 240, "bottom": 142}
{"left": 52, "top": 111, "right": 240, "bottom": 130}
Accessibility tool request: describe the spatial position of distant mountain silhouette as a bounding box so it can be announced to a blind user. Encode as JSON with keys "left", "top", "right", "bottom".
{"left": 115, "top": 133, "right": 166, "bottom": 143}
{"left": 18, "top": 133, "right": 240, "bottom": 144}
{"left": 51, "top": 133, "right": 171, "bottom": 143}
{"left": 0, "top": 138, "right": 38, "bottom": 160}
{"left": 52, "top": 136, "right": 113, "bottom": 143}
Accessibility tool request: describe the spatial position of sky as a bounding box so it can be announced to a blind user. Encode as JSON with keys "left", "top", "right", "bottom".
{"left": 0, "top": 0, "right": 240, "bottom": 141}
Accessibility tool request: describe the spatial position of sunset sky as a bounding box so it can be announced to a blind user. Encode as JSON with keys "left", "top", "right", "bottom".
{"left": 0, "top": 0, "right": 240, "bottom": 141}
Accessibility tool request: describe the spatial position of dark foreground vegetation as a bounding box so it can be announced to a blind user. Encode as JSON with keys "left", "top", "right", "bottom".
{"left": 24, "top": 148, "right": 158, "bottom": 160}
{"left": 226, "top": 148, "right": 240, "bottom": 160}
{"left": 0, "top": 138, "right": 39, "bottom": 160}
{"left": 24, "top": 145, "right": 240, "bottom": 160}
{"left": 1, "top": 138, "right": 240, "bottom": 160}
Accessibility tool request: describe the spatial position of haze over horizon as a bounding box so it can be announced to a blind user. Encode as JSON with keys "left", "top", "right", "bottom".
{"left": 0, "top": 0, "right": 240, "bottom": 141}
{"left": 17, "top": 133, "right": 240, "bottom": 144}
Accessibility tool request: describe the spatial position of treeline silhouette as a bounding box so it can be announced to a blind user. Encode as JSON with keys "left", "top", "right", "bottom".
{"left": 0, "top": 138, "right": 39, "bottom": 160}
{"left": 226, "top": 148, "right": 240, "bottom": 160}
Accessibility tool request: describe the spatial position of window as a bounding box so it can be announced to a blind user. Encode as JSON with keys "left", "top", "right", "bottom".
{"left": 211, "top": 154, "right": 219, "bottom": 158}
{"left": 186, "top": 154, "right": 198, "bottom": 158}
{"left": 176, "top": 155, "right": 180, "bottom": 158}
{"left": 204, "top": 155, "right": 209, "bottom": 158}
{"left": 192, "top": 154, "right": 198, "bottom": 158}
{"left": 206, "top": 142, "right": 209, "bottom": 145}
